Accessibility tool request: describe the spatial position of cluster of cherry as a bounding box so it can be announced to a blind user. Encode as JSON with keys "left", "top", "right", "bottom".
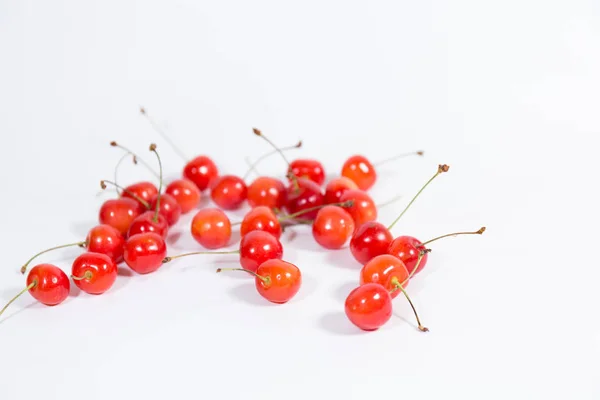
{"left": 0, "top": 109, "right": 485, "bottom": 332}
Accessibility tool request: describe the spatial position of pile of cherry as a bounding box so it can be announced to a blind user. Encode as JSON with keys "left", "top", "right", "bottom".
{"left": 1, "top": 111, "right": 485, "bottom": 332}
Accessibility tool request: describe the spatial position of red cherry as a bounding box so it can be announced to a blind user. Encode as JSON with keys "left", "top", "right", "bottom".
{"left": 240, "top": 206, "right": 282, "bottom": 239}
{"left": 1, "top": 264, "right": 70, "bottom": 319}
{"left": 339, "top": 189, "right": 377, "bottom": 228}
{"left": 239, "top": 231, "right": 284, "bottom": 273}
{"left": 341, "top": 151, "right": 424, "bottom": 191}
{"left": 350, "top": 222, "right": 393, "bottom": 265}
{"left": 165, "top": 178, "right": 201, "bottom": 214}
{"left": 217, "top": 259, "right": 301, "bottom": 304}
{"left": 359, "top": 254, "right": 410, "bottom": 299}
{"left": 210, "top": 175, "right": 248, "bottom": 210}
{"left": 127, "top": 210, "right": 169, "bottom": 238}
{"left": 284, "top": 178, "right": 324, "bottom": 221}
{"left": 191, "top": 208, "right": 232, "bottom": 249}
{"left": 247, "top": 176, "right": 287, "bottom": 209}
{"left": 71, "top": 252, "right": 118, "bottom": 295}
{"left": 122, "top": 181, "right": 158, "bottom": 208}
{"left": 86, "top": 224, "right": 125, "bottom": 264}
{"left": 324, "top": 177, "right": 358, "bottom": 204}
{"left": 183, "top": 155, "right": 219, "bottom": 191}
{"left": 150, "top": 192, "right": 181, "bottom": 226}
{"left": 345, "top": 283, "right": 393, "bottom": 331}
{"left": 98, "top": 197, "right": 143, "bottom": 236}
{"left": 289, "top": 159, "right": 325, "bottom": 186}
{"left": 312, "top": 205, "right": 355, "bottom": 249}
{"left": 123, "top": 232, "right": 167, "bottom": 274}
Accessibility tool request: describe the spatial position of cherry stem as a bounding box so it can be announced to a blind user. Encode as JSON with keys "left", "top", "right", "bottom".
{"left": 278, "top": 200, "right": 354, "bottom": 222}
{"left": 0, "top": 281, "right": 37, "bottom": 318}
{"left": 71, "top": 271, "right": 93, "bottom": 281}
{"left": 100, "top": 180, "right": 151, "bottom": 209}
{"left": 112, "top": 153, "right": 134, "bottom": 195}
{"left": 401, "top": 249, "right": 430, "bottom": 285}
{"left": 392, "top": 281, "right": 429, "bottom": 332}
{"left": 252, "top": 128, "right": 300, "bottom": 191}
{"left": 374, "top": 150, "right": 425, "bottom": 167}
{"left": 216, "top": 267, "right": 271, "bottom": 285}
{"left": 20, "top": 241, "right": 87, "bottom": 274}
{"left": 242, "top": 140, "right": 303, "bottom": 180}
{"left": 149, "top": 143, "right": 163, "bottom": 223}
{"left": 387, "top": 164, "right": 449, "bottom": 231}
{"left": 420, "top": 227, "right": 486, "bottom": 247}
{"left": 110, "top": 141, "right": 160, "bottom": 180}
{"left": 140, "top": 106, "right": 188, "bottom": 162}
{"left": 162, "top": 250, "right": 240, "bottom": 263}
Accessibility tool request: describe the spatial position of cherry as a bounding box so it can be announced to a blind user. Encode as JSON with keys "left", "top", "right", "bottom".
{"left": 191, "top": 208, "right": 232, "bottom": 249}
{"left": 71, "top": 252, "right": 118, "bottom": 295}
{"left": 123, "top": 232, "right": 167, "bottom": 274}
{"left": 217, "top": 259, "right": 301, "bottom": 304}
{"left": 150, "top": 193, "right": 181, "bottom": 226}
{"left": 86, "top": 224, "right": 125, "bottom": 264}
{"left": 99, "top": 180, "right": 149, "bottom": 213}
{"left": 1, "top": 264, "right": 70, "bottom": 319}
{"left": 164, "top": 230, "right": 283, "bottom": 273}
{"left": 165, "top": 178, "right": 201, "bottom": 214}
{"left": 344, "top": 283, "right": 393, "bottom": 331}
{"left": 388, "top": 227, "right": 485, "bottom": 276}
{"left": 349, "top": 164, "right": 449, "bottom": 265}
{"left": 98, "top": 197, "right": 143, "bottom": 236}
{"left": 341, "top": 151, "right": 424, "bottom": 191}
{"left": 247, "top": 176, "right": 287, "bottom": 209}
{"left": 289, "top": 158, "right": 325, "bottom": 186}
{"left": 210, "top": 174, "right": 248, "bottom": 210}
{"left": 122, "top": 181, "right": 158, "bottom": 208}
{"left": 339, "top": 189, "right": 377, "bottom": 228}
{"left": 312, "top": 205, "right": 355, "bottom": 250}
{"left": 284, "top": 177, "right": 325, "bottom": 221}
{"left": 324, "top": 177, "right": 358, "bottom": 204}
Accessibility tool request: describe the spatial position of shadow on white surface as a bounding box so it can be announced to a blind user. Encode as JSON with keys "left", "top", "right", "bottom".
{"left": 333, "top": 281, "right": 358, "bottom": 302}
{"left": 317, "top": 311, "right": 366, "bottom": 336}
{"left": 227, "top": 282, "right": 277, "bottom": 307}
{"left": 70, "top": 220, "right": 95, "bottom": 238}
{"left": 325, "top": 247, "right": 362, "bottom": 270}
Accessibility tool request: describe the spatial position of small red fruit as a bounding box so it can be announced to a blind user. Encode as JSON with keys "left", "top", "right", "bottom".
{"left": 289, "top": 159, "right": 325, "bottom": 186}
{"left": 312, "top": 205, "right": 355, "bottom": 249}
{"left": 324, "top": 177, "right": 358, "bottom": 204}
{"left": 165, "top": 178, "right": 201, "bottom": 214}
{"left": 247, "top": 176, "right": 287, "bottom": 209}
{"left": 71, "top": 252, "right": 118, "bottom": 295}
{"left": 345, "top": 283, "right": 393, "bottom": 331}
{"left": 191, "top": 208, "right": 232, "bottom": 249}
{"left": 240, "top": 206, "right": 282, "bottom": 239}
{"left": 350, "top": 222, "right": 394, "bottom": 265}
{"left": 86, "top": 224, "right": 125, "bottom": 264}
{"left": 123, "top": 232, "right": 167, "bottom": 274}
{"left": 150, "top": 193, "right": 181, "bottom": 226}
{"left": 122, "top": 181, "right": 158, "bottom": 208}
{"left": 239, "top": 230, "right": 284, "bottom": 273}
{"left": 359, "top": 254, "right": 410, "bottom": 299}
{"left": 183, "top": 155, "right": 219, "bottom": 191}
{"left": 339, "top": 189, "right": 377, "bottom": 228}
{"left": 210, "top": 175, "right": 248, "bottom": 210}
{"left": 284, "top": 178, "right": 324, "bottom": 221}
{"left": 98, "top": 197, "right": 143, "bottom": 236}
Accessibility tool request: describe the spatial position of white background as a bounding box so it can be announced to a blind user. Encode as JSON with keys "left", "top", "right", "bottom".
{"left": 1, "top": 1, "right": 599, "bottom": 399}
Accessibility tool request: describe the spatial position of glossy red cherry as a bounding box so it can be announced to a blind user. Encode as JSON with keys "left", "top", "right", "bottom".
{"left": 359, "top": 254, "right": 410, "bottom": 299}
{"left": 127, "top": 210, "right": 169, "bottom": 238}
{"left": 98, "top": 197, "right": 143, "bottom": 236}
{"left": 71, "top": 252, "right": 118, "bottom": 295}
{"left": 239, "top": 230, "right": 284, "bottom": 272}
{"left": 350, "top": 222, "right": 393, "bottom": 265}
{"left": 339, "top": 189, "right": 377, "bottom": 228}
{"left": 247, "top": 176, "right": 287, "bottom": 209}
{"left": 1, "top": 264, "right": 70, "bottom": 319}
{"left": 324, "top": 177, "right": 358, "bottom": 204}
{"left": 284, "top": 178, "right": 324, "bottom": 221}
{"left": 123, "top": 232, "right": 167, "bottom": 274}
{"left": 210, "top": 175, "right": 248, "bottom": 210}
{"left": 165, "top": 178, "right": 201, "bottom": 214}
{"left": 312, "top": 205, "right": 355, "bottom": 249}
{"left": 86, "top": 224, "right": 125, "bottom": 264}
{"left": 191, "top": 208, "right": 232, "bottom": 249}
{"left": 150, "top": 192, "right": 181, "bottom": 226}
{"left": 289, "top": 159, "right": 325, "bottom": 186}
{"left": 217, "top": 259, "right": 301, "bottom": 304}
{"left": 122, "top": 181, "right": 158, "bottom": 208}
{"left": 345, "top": 283, "right": 393, "bottom": 331}
{"left": 183, "top": 155, "right": 219, "bottom": 191}
{"left": 240, "top": 206, "right": 282, "bottom": 239}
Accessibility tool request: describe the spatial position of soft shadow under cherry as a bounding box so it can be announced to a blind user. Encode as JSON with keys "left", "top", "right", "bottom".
{"left": 317, "top": 311, "right": 367, "bottom": 336}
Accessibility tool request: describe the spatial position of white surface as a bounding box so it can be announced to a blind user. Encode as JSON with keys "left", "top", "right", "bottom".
{"left": 0, "top": 1, "right": 599, "bottom": 399}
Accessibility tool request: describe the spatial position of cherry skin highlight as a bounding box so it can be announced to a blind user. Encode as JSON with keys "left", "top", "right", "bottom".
{"left": 247, "top": 176, "right": 287, "bottom": 209}
{"left": 312, "top": 205, "right": 355, "bottom": 250}
{"left": 150, "top": 192, "right": 181, "bottom": 226}
{"left": 359, "top": 254, "right": 409, "bottom": 299}
{"left": 71, "top": 252, "right": 118, "bottom": 295}
{"left": 26, "top": 264, "right": 71, "bottom": 306}
{"left": 289, "top": 159, "right": 325, "bottom": 186}
{"left": 123, "top": 232, "right": 167, "bottom": 274}
{"left": 387, "top": 236, "right": 429, "bottom": 276}
{"left": 122, "top": 181, "right": 158, "bottom": 209}
{"left": 339, "top": 189, "right": 377, "bottom": 228}
{"left": 86, "top": 224, "right": 125, "bottom": 264}
{"left": 240, "top": 206, "right": 282, "bottom": 239}
{"left": 239, "top": 230, "right": 284, "bottom": 273}
{"left": 349, "top": 222, "right": 393, "bottom": 265}
{"left": 98, "top": 197, "right": 143, "bottom": 236}
{"left": 341, "top": 155, "right": 376, "bottom": 191}
{"left": 127, "top": 210, "right": 169, "bottom": 239}
{"left": 284, "top": 178, "right": 324, "bottom": 221}
{"left": 324, "top": 177, "right": 359, "bottom": 204}
{"left": 165, "top": 178, "right": 201, "bottom": 214}
{"left": 191, "top": 208, "right": 232, "bottom": 249}
{"left": 210, "top": 175, "right": 248, "bottom": 210}
{"left": 183, "top": 155, "right": 219, "bottom": 191}
{"left": 345, "top": 283, "right": 393, "bottom": 331}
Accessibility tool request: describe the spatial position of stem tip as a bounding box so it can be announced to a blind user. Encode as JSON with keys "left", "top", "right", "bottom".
{"left": 438, "top": 164, "right": 450, "bottom": 173}
{"left": 110, "top": 141, "right": 118, "bottom": 146}
{"left": 417, "top": 151, "right": 424, "bottom": 156}
{"left": 149, "top": 143, "right": 157, "bottom": 151}
{"left": 477, "top": 227, "right": 486, "bottom": 234}
{"left": 100, "top": 180, "right": 107, "bottom": 189}
{"left": 162, "top": 257, "right": 172, "bottom": 263}
{"left": 252, "top": 128, "right": 262, "bottom": 136}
